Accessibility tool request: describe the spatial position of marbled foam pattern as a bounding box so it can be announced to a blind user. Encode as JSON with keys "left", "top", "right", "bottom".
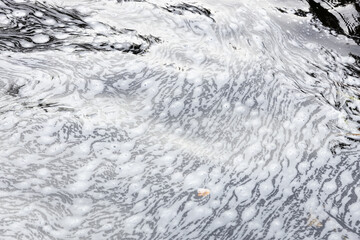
{"left": 0, "top": 0, "right": 360, "bottom": 239}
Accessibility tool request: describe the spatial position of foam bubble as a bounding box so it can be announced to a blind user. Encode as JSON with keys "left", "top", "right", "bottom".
{"left": 19, "top": 40, "right": 34, "bottom": 48}
{"left": 42, "top": 18, "right": 57, "bottom": 25}
{"left": 241, "top": 206, "right": 256, "bottom": 222}
{"left": 32, "top": 34, "right": 50, "bottom": 43}
{"left": 61, "top": 216, "right": 83, "bottom": 229}
{"left": 12, "top": 10, "right": 27, "bottom": 17}
{"left": 169, "top": 101, "right": 184, "bottom": 117}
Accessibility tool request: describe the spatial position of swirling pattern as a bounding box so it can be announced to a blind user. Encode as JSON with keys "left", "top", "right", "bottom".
{"left": 0, "top": 0, "right": 360, "bottom": 239}
{"left": 0, "top": 0, "right": 159, "bottom": 53}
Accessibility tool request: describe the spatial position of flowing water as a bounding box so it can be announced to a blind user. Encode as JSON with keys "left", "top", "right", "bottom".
{"left": 0, "top": 0, "right": 360, "bottom": 239}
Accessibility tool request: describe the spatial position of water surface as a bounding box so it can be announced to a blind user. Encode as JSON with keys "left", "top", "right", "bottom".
{"left": 0, "top": 0, "right": 360, "bottom": 239}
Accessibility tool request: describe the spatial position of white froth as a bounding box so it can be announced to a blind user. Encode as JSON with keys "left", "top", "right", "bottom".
{"left": 42, "top": 18, "right": 57, "bottom": 25}
{"left": 12, "top": 10, "right": 27, "bottom": 17}
{"left": 169, "top": 101, "right": 184, "bottom": 117}
{"left": 241, "top": 206, "right": 257, "bottom": 222}
{"left": 31, "top": 34, "right": 50, "bottom": 43}
{"left": 0, "top": 0, "right": 358, "bottom": 239}
{"left": 0, "top": 14, "right": 10, "bottom": 25}
{"left": 34, "top": 11, "right": 44, "bottom": 17}
{"left": 19, "top": 40, "right": 34, "bottom": 48}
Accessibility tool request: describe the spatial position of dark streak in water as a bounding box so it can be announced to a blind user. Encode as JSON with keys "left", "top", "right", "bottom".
{"left": 163, "top": 3, "right": 214, "bottom": 22}
{"left": 307, "top": 0, "right": 345, "bottom": 34}
{"left": 294, "top": 9, "right": 308, "bottom": 17}
{"left": 6, "top": 84, "right": 24, "bottom": 97}
{"left": 0, "top": 0, "right": 159, "bottom": 54}
{"left": 307, "top": 0, "right": 360, "bottom": 44}
{"left": 117, "top": 0, "right": 145, "bottom": 2}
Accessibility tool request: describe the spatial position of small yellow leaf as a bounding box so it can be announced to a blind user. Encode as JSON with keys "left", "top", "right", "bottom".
{"left": 308, "top": 215, "right": 323, "bottom": 228}
{"left": 197, "top": 188, "right": 210, "bottom": 197}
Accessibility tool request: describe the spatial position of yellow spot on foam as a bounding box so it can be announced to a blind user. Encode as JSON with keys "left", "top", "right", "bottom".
{"left": 197, "top": 188, "right": 210, "bottom": 197}
{"left": 308, "top": 215, "right": 323, "bottom": 228}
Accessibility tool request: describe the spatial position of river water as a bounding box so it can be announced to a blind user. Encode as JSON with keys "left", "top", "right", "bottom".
{"left": 0, "top": 0, "right": 360, "bottom": 239}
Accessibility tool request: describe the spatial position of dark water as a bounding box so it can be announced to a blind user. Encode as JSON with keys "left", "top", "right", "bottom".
{"left": 0, "top": 0, "right": 360, "bottom": 239}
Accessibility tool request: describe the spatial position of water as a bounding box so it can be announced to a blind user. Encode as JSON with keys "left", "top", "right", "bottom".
{"left": 0, "top": 0, "right": 360, "bottom": 239}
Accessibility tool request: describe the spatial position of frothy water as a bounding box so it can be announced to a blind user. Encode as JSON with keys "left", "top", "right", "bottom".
{"left": 0, "top": 0, "right": 360, "bottom": 239}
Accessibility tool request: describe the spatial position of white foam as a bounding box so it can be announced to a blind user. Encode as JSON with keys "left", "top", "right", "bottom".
{"left": 54, "top": 33, "right": 70, "bottom": 39}
{"left": 322, "top": 180, "right": 337, "bottom": 194}
{"left": 36, "top": 168, "right": 50, "bottom": 177}
{"left": 61, "top": 216, "right": 83, "bottom": 229}
{"left": 42, "top": 18, "right": 57, "bottom": 25}
{"left": 34, "top": 11, "right": 44, "bottom": 17}
{"left": 12, "top": 10, "right": 27, "bottom": 17}
{"left": 0, "top": 1, "right": 358, "bottom": 239}
{"left": 0, "top": 14, "right": 10, "bottom": 25}
{"left": 19, "top": 40, "right": 34, "bottom": 48}
{"left": 32, "top": 34, "right": 50, "bottom": 43}
{"left": 241, "top": 205, "right": 256, "bottom": 222}
{"left": 169, "top": 101, "right": 184, "bottom": 117}
{"left": 259, "top": 180, "right": 273, "bottom": 196}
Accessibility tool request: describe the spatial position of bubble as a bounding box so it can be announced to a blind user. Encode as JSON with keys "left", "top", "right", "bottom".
{"left": 54, "top": 33, "right": 69, "bottom": 39}
{"left": 42, "top": 18, "right": 57, "bottom": 25}
{"left": 0, "top": 14, "right": 10, "bottom": 25}
{"left": 241, "top": 206, "right": 256, "bottom": 222}
{"left": 12, "top": 10, "right": 27, "bottom": 17}
{"left": 31, "top": 34, "right": 50, "bottom": 43}
{"left": 61, "top": 216, "right": 83, "bottom": 229}
{"left": 19, "top": 40, "right": 34, "bottom": 48}
{"left": 169, "top": 101, "right": 184, "bottom": 117}
{"left": 34, "top": 11, "right": 44, "bottom": 17}
{"left": 36, "top": 168, "right": 50, "bottom": 177}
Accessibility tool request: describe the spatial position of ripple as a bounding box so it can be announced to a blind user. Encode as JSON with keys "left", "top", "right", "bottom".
{"left": 0, "top": 0, "right": 359, "bottom": 239}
